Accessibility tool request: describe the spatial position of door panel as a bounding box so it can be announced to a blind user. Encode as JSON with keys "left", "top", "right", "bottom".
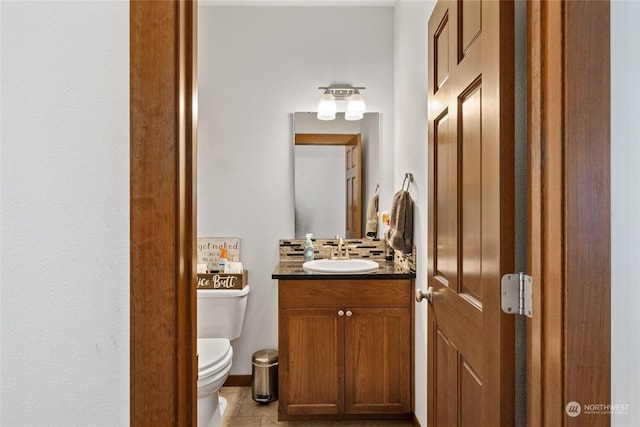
{"left": 459, "top": 81, "right": 482, "bottom": 302}
{"left": 435, "top": 14, "right": 450, "bottom": 90}
{"left": 435, "top": 111, "right": 457, "bottom": 287}
{"left": 459, "top": 358, "right": 482, "bottom": 427}
{"left": 428, "top": 0, "right": 515, "bottom": 426}
{"left": 433, "top": 328, "right": 456, "bottom": 426}
{"left": 459, "top": 1, "right": 481, "bottom": 59}
{"left": 345, "top": 140, "right": 361, "bottom": 238}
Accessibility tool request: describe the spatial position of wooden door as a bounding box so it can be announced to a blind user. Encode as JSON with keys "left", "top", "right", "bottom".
{"left": 278, "top": 308, "right": 345, "bottom": 418}
{"left": 427, "top": 0, "right": 515, "bottom": 426}
{"left": 345, "top": 137, "right": 361, "bottom": 238}
{"left": 344, "top": 307, "right": 411, "bottom": 414}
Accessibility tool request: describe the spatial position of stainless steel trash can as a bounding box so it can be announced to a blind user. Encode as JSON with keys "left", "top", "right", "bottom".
{"left": 252, "top": 349, "right": 278, "bottom": 404}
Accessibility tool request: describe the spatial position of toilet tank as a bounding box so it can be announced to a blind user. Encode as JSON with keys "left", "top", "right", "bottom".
{"left": 197, "top": 285, "right": 250, "bottom": 340}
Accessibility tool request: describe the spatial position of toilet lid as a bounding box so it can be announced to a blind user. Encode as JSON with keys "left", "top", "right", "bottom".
{"left": 197, "top": 338, "right": 232, "bottom": 380}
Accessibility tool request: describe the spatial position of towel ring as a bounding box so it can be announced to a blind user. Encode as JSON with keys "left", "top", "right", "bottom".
{"left": 402, "top": 173, "right": 413, "bottom": 191}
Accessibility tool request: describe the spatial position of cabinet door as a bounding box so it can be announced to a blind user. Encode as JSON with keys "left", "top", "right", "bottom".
{"left": 344, "top": 307, "right": 412, "bottom": 414}
{"left": 279, "top": 308, "right": 345, "bottom": 417}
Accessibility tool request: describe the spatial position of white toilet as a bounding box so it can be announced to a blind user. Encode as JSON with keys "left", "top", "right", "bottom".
{"left": 197, "top": 285, "right": 250, "bottom": 427}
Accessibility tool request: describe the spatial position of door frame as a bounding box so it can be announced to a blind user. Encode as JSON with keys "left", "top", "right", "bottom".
{"left": 130, "top": 1, "right": 197, "bottom": 425}
{"left": 527, "top": 1, "right": 610, "bottom": 425}
{"left": 128, "top": 0, "right": 611, "bottom": 425}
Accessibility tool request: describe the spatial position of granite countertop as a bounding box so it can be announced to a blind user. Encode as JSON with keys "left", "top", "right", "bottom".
{"left": 272, "top": 260, "right": 416, "bottom": 280}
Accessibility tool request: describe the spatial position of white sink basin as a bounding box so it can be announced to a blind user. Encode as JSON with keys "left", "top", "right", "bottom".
{"left": 302, "top": 259, "right": 380, "bottom": 274}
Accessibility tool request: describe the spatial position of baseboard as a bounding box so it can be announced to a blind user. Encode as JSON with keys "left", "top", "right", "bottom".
{"left": 223, "top": 374, "right": 252, "bottom": 387}
{"left": 412, "top": 413, "right": 422, "bottom": 427}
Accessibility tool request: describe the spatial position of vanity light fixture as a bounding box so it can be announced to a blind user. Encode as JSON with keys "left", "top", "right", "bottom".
{"left": 317, "top": 85, "right": 366, "bottom": 121}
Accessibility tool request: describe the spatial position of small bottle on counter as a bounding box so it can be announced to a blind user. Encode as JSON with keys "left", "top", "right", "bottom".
{"left": 218, "top": 247, "right": 228, "bottom": 273}
{"left": 304, "top": 233, "right": 314, "bottom": 261}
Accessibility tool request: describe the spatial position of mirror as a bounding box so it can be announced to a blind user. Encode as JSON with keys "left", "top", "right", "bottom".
{"left": 293, "top": 112, "right": 380, "bottom": 239}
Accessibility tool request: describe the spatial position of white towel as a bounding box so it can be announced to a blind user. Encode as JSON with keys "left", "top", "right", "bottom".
{"left": 224, "top": 261, "right": 243, "bottom": 274}
{"left": 388, "top": 190, "right": 413, "bottom": 254}
{"left": 365, "top": 194, "right": 379, "bottom": 238}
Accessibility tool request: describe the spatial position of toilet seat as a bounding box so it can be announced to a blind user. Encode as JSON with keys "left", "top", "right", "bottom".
{"left": 198, "top": 338, "right": 232, "bottom": 380}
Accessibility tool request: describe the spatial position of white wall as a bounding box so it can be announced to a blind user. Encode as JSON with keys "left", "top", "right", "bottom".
{"left": 611, "top": 1, "right": 640, "bottom": 426}
{"left": 0, "top": 2, "right": 130, "bottom": 426}
{"left": 393, "top": 2, "right": 435, "bottom": 426}
{"left": 197, "top": 5, "right": 394, "bottom": 374}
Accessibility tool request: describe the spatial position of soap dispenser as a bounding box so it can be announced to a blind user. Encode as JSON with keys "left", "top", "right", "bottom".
{"left": 304, "top": 233, "right": 315, "bottom": 261}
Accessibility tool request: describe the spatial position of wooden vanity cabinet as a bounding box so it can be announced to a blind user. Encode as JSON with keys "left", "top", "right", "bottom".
{"left": 278, "top": 279, "right": 414, "bottom": 421}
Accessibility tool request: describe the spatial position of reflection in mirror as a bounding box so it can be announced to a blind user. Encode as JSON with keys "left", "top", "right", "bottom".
{"left": 295, "top": 133, "right": 361, "bottom": 239}
{"left": 293, "top": 112, "right": 380, "bottom": 239}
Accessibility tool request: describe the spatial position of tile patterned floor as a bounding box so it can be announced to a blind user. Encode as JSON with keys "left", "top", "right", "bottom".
{"left": 219, "top": 386, "right": 414, "bottom": 427}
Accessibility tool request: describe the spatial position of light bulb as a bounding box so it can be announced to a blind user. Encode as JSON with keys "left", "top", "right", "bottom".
{"left": 345, "top": 90, "right": 365, "bottom": 121}
{"left": 317, "top": 90, "right": 336, "bottom": 120}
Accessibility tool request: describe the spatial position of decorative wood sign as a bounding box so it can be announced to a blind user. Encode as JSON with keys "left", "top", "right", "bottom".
{"left": 197, "top": 237, "right": 241, "bottom": 265}
{"left": 197, "top": 271, "right": 248, "bottom": 290}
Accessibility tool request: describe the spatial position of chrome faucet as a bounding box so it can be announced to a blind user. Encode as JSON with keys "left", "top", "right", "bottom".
{"left": 332, "top": 235, "right": 355, "bottom": 260}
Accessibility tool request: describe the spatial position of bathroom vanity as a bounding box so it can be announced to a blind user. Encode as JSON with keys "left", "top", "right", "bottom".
{"left": 272, "top": 261, "right": 416, "bottom": 421}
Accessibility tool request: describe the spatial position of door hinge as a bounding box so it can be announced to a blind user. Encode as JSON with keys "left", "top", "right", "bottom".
{"left": 501, "top": 272, "right": 532, "bottom": 318}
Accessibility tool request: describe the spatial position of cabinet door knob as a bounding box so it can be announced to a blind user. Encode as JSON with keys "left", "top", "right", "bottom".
{"left": 346, "top": 310, "right": 353, "bottom": 317}
{"left": 338, "top": 310, "right": 345, "bottom": 316}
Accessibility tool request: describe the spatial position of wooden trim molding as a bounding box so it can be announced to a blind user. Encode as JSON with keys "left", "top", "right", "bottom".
{"left": 527, "top": 1, "right": 611, "bottom": 425}
{"left": 224, "top": 375, "right": 253, "bottom": 387}
{"left": 130, "top": 1, "right": 197, "bottom": 425}
{"left": 295, "top": 133, "right": 360, "bottom": 146}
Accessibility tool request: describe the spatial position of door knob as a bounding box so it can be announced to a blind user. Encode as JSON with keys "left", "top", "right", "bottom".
{"left": 416, "top": 287, "right": 433, "bottom": 303}
{"left": 346, "top": 310, "right": 353, "bottom": 317}
{"left": 338, "top": 310, "right": 345, "bottom": 317}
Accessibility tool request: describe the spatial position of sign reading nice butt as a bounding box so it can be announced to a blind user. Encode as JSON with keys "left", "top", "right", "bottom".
{"left": 197, "top": 271, "right": 248, "bottom": 290}
{"left": 197, "top": 237, "right": 241, "bottom": 265}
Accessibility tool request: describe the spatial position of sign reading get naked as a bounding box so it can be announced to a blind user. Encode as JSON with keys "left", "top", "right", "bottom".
{"left": 196, "top": 237, "right": 241, "bottom": 265}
